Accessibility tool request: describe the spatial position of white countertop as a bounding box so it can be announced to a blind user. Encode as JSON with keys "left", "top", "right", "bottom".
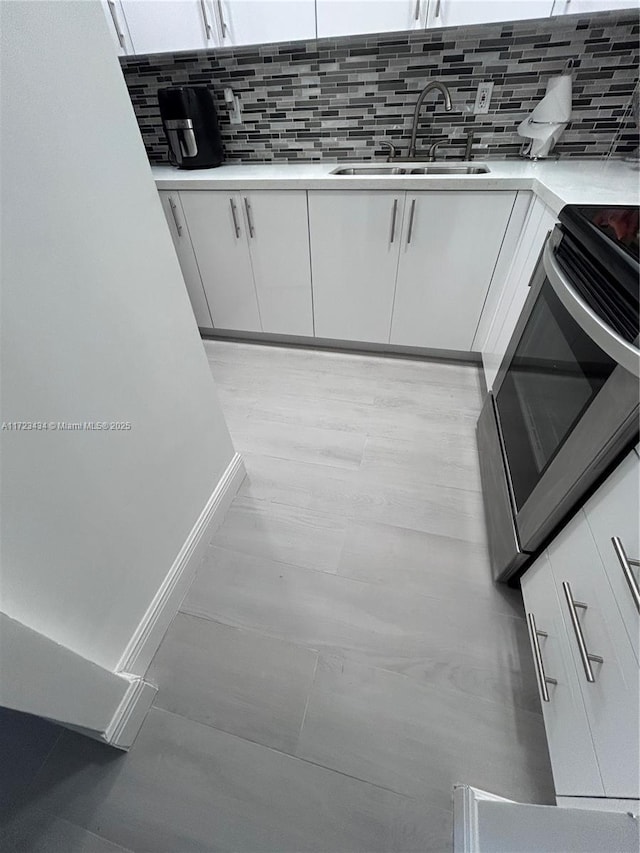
{"left": 152, "top": 159, "right": 640, "bottom": 214}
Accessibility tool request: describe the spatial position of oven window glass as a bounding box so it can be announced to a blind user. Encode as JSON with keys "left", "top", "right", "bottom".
{"left": 495, "top": 278, "right": 617, "bottom": 511}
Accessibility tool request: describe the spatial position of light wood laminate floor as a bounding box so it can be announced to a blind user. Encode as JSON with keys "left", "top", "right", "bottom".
{"left": 2, "top": 341, "right": 554, "bottom": 853}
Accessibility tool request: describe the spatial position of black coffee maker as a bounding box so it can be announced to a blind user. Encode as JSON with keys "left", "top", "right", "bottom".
{"left": 158, "top": 87, "right": 224, "bottom": 170}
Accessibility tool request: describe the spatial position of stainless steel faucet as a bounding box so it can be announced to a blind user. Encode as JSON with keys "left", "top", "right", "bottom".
{"left": 408, "top": 81, "right": 453, "bottom": 159}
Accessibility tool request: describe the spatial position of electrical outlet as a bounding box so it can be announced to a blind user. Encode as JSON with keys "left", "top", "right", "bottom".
{"left": 474, "top": 81, "right": 494, "bottom": 115}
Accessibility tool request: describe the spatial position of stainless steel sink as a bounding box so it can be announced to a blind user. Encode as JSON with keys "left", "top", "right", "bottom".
{"left": 331, "top": 166, "right": 409, "bottom": 175}
{"left": 331, "top": 164, "right": 490, "bottom": 176}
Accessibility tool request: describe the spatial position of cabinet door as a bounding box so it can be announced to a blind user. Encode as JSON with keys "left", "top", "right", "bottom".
{"left": 240, "top": 192, "right": 313, "bottom": 336}
{"left": 554, "top": 0, "right": 639, "bottom": 13}
{"left": 481, "top": 198, "right": 556, "bottom": 390}
{"left": 428, "top": 0, "right": 554, "bottom": 27}
{"left": 472, "top": 191, "right": 533, "bottom": 353}
{"left": 179, "top": 191, "right": 262, "bottom": 332}
{"left": 159, "top": 191, "right": 213, "bottom": 329}
{"left": 308, "top": 191, "right": 404, "bottom": 344}
{"left": 316, "top": 0, "right": 426, "bottom": 38}
{"left": 390, "top": 191, "right": 515, "bottom": 351}
{"left": 219, "top": 0, "right": 316, "bottom": 46}
{"left": 101, "top": 0, "right": 134, "bottom": 54}
{"left": 120, "top": 0, "right": 217, "bottom": 55}
{"left": 522, "top": 554, "right": 605, "bottom": 796}
{"left": 584, "top": 451, "right": 640, "bottom": 664}
{"left": 547, "top": 511, "right": 640, "bottom": 798}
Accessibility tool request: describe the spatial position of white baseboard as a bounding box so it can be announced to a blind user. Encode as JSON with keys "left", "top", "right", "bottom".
{"left": 104, "top": 676, "right": 157, "bottom": 750}
{"left": 116, "top": 452, "right": 245, "bottom": 678}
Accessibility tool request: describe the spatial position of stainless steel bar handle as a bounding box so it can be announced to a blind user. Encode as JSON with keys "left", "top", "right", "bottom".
{"left": 168, "top": 198, "right": 182, "bottom": 236}
{"left": 414, "top": 0, "right": 421, "bottom": 21}
{"left": 199, "top": 0, "right": 214, "bottom": 39}
{"left": 611, "top": 536, "right": 640, "bottom": 613}
{"left": 217, "top": 0, "right": 229, "bottom": 37}
{"left": 434, "top": 0, "right": 442, "bottom": 18}
{"left": 389, "top": 199, "right": 398, "bottom": 244}
{"left": 243, "top": 197, "right": 255, "bottom": 238}
{"left": 229, "top": 198, "right": 240, "bottom": 238}
{"left": 562, "top": 581, "right": 603, "bottom": 683}
{"left": 107, "top": 0, "right": 126, "bottom": 49}
{"left": 407, "top": 199, "right": 416, "bottom": 245}
{"left": 526, "top": 613, "right": 557, "bottom": 703}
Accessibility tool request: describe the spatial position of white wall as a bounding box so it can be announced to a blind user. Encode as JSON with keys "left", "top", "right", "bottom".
{"left": 0, "top": 1, "right": 235, "bottom": 672}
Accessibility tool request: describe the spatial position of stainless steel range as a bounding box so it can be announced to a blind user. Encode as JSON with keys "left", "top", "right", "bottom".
{"left": 477, "top": 205, "right": 640, "bottom": 584}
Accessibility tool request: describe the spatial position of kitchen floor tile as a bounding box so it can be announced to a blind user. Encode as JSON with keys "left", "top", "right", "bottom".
{"left": 1, "top": 807, "right": 131, "bottom": 853}
{"left": 28, "top": 707, "right": 449, "bottom": 853}
{"left": 337, "top": 519, "right": 523, "bottom": 618}
{"left": 239, "top": 452, "right": 489, "bottom": 545}
{"left": 148, "top": 613, "right": 318, "bottom": 754}
{"left": 297, "top": 656, "right": 555, "bottom": 813}
{"left": 211, "top": 495, "right": 347, "bottom": 574}
{"left": 184, "top": 545, "right": 541, "bottom": 713}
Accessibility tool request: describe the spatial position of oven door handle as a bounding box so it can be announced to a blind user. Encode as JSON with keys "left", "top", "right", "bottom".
{"left": 543, "top": 239, "right": 640, "bottom": 379}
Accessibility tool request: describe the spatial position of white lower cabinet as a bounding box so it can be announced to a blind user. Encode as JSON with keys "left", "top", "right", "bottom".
{"left": 239, "top": 191, "right": 313, "bottom": 336}
{"left": 584, "top": 451, "right": 640, "bottom": 664}
{"left": 178, "top": 189, "right": 313, "bottom": 335}
{"left": 389, "top": 191, "right": 516, "bottom": 350}
{"left": 479, "top": 196, "right": 556, "bottom": 390}
{"left": 308, "top": 191, "right": 403, "bottom": 344}
{"left": 179, "top": 190, "right": 262, "bottom": 332}
{"left": 522, "top": 555, "right": 605, "bottom": 797}
{"left": 158, "top": 191, "right": 213, "bottom": 329}
{"left": 545, "top": 510, "right": 640, "bottom": 799}
{"left": 522, "top": 450, "right": 640, "bottom": 802}
{"left": 162, "top": 186, "right": 522, "bottom": 351}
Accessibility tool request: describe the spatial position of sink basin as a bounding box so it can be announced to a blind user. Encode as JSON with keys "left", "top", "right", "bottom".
{"left": 331, "top": 164, "right": 490, "bottom": 176}
{"left": 331, "top": 167, "right": 409, "bottom": 175}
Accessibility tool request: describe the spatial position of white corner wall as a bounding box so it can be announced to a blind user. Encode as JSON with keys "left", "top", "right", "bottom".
{"left": 0, "top": 1, "right": 235, "bottom": 673}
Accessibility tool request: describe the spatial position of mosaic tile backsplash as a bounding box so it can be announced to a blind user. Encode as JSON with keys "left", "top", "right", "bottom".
{"left": 121, "top": 9, "right": 639, "bottom": 163}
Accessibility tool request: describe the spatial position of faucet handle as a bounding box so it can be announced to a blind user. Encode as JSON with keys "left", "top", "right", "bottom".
{"left": 427, "top": 139, "right": 447, "bottom": 162}
{"left": 464, "top": 129, "right": 475, "bottom": 162}
{"left": 379, "top": 141, "right": 399, "bottom": 162}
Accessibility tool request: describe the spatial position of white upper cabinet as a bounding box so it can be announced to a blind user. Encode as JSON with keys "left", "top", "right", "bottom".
{"left": 119, "top": 0, "right": 219, "bottom": 55}
{"left": 553, "top": 0, "right": 639, "bottom": 14}
{"left": 105, "top": 0, "right": 639, "bottom": 56}
{"left": 101, "top": 0, "right": 135, "bottom": 54}
{"left": 309, "top": 191, "right": 404, "bottom": 344}
{"left": 427, "top": 0, "right": 555, "bottom": 27}
{"left": 316, "top": 0, "right": 427, "bottom": 39}
{"left": 218, "top": 0, "right": 316, "bottom": 47}
{"left": 390, "top": 191, "right": 516, "bottom": 351}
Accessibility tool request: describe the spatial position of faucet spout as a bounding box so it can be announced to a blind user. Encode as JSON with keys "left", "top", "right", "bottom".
{"left": 408, "top": 80, "right": 453, "bottom": 159}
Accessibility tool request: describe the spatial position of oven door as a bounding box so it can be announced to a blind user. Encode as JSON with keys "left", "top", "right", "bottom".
{"left": 493, "top": 230, "right": 640, "bottom": 554}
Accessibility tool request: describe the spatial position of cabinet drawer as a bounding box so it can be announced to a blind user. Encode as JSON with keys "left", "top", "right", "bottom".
{"left": 546, "top": 510, "right": 640, "bottom": 799}
{"left": 522, "top": 555, "right": 604, "bottom": 797}
{"left": 584, "top": 451, "right": 640, "bottom": 663}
